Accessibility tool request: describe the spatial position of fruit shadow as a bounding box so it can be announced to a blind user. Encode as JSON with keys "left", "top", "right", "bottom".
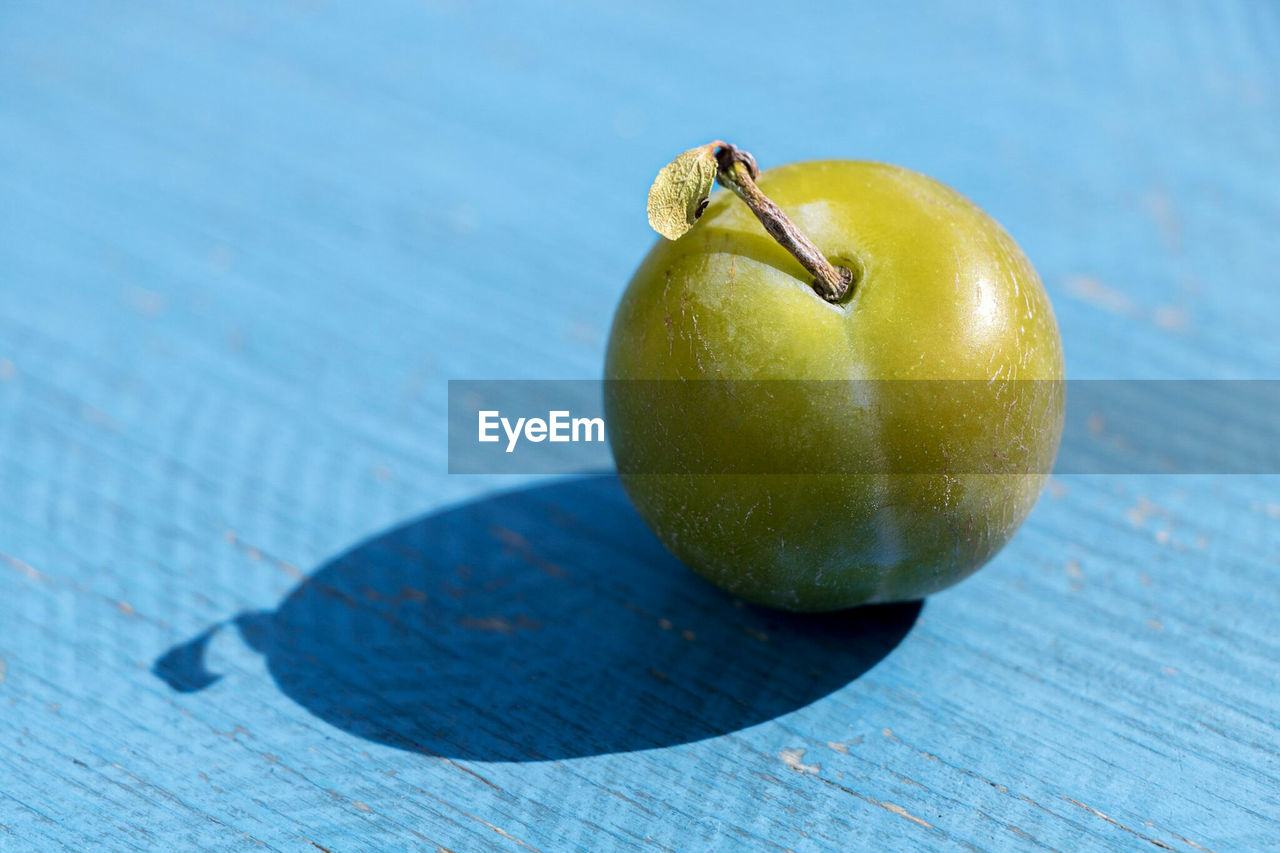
{"left": 154, "top": 474, "right": 921, "bottom": 761}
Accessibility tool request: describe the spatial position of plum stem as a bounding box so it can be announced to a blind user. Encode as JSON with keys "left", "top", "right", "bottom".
{"left": 714, "top": 144, "right": 854, "bottom": 303}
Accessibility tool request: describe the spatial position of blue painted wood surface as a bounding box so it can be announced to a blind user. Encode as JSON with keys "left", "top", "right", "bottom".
{"left": 2, "top": 1, "right": 1278, "bottom": 849}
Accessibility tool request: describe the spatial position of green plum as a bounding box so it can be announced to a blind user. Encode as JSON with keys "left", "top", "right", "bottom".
{"left": 604, "top": 153, "right": 1064, "bottom": 611}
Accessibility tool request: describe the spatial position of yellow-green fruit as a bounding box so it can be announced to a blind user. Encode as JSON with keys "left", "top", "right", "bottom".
{"left": 604, "top": 160, "right": 1064, "bottom": 611}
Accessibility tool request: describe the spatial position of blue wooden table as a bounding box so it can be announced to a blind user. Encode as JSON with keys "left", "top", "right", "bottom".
{"left": 2, "top": 2, "right": 1278, "bottom": 850}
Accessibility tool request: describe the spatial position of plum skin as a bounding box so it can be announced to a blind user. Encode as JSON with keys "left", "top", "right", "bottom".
{"left": 605, "top": 160, "right": 1064, "bottom": 612}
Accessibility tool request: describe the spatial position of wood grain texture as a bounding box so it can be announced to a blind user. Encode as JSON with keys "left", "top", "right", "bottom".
{"left": 2, "top": 1, "right": 1278, "bottom": 850}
